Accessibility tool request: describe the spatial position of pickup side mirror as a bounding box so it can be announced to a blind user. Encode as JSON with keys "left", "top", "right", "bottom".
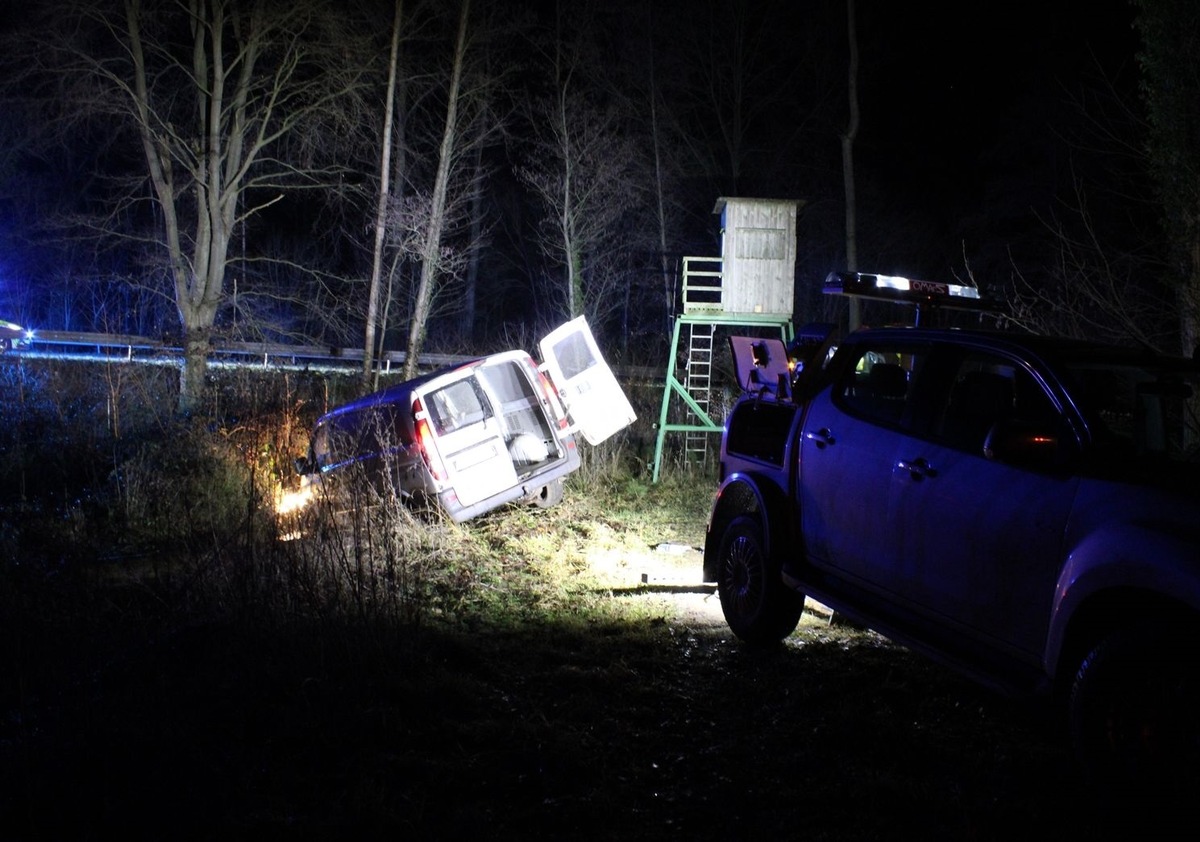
{"left": 982, "top": 419, "right": 1061, "bottom": 468}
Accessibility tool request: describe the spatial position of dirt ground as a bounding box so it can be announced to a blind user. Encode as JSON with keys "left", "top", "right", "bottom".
{"left": 4, "top": 514, "right": 1194, "bottom": 841}
{"left": 545, "top": 538, "right": 1194, "bottom": 842}
{"left": 585, "top": 532, "right": 836, "bottom": 629}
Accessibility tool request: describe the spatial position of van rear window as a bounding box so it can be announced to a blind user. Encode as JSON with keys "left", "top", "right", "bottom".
{"left": 550, "top": 331, "right": 597, "bottom": 380}
{"left": 427, "top": 378, "right": 491, "bottom": 435}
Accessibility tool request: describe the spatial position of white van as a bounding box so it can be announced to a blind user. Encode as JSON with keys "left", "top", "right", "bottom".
{"left": 288, "top": 317, "right": 636, "bottom": 523}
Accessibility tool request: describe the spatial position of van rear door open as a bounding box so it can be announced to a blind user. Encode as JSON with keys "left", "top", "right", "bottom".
{"left": 539, "top": 317, "right": 637, "bottom": 445}
{"left": 416, "top": 374, "right": 517, "bottom": 507}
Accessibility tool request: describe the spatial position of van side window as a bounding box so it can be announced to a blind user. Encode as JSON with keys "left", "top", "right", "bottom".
{"left": 322, "top": 413, "right": 368, "bottom": 470}
{"left": 311, "top": 422, "right": 331, "bottom": 469}
{"left": 485, "top": 361, "right": 537, "bottom": 405}
{"left": 480, "top": 361, "right": 556, "bottom": 443}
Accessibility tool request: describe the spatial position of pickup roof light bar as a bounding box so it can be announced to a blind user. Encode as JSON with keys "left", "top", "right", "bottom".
{"left": 823, "top": 271, "right": 1001, "bottom": 322}
{"left": 1, "top": 319, "right": 32, "bottom": 337}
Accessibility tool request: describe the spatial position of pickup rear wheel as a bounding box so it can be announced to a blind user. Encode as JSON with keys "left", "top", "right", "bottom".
{"left": 1068, "top": 619, "right": 1200, "bottom": 795}
{"left": 716, "top": 515, "right": 803, "bottom": 647}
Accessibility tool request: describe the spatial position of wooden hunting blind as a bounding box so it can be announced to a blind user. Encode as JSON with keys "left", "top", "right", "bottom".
{"left": 653, "top": 197, "right": 802, "bottom": 480}
{"left": 711, "top": 196, "right": 798, "bottom": 315}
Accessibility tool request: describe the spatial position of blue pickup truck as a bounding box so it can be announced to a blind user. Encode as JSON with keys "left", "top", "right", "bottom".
{"left": 704, "top": 272, "right": 1200, "bottom": 790}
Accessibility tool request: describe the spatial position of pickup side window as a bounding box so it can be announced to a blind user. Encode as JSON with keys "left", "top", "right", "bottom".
{"left": 833, "top": 344, "right": 931, "bottom": 430}
{"left": 934, "top": 353, "right": 1059, "bottom": 456}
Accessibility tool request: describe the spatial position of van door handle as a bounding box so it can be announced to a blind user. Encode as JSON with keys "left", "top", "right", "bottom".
{"left": 896, "top": 457, "right": 936, "bottom": 480}
{"left": 804, "top": 428, "right": 835, "bottom": 448}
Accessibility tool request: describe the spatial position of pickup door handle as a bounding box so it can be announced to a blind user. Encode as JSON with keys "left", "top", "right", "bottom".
{"left": 803, "top": 428, "right": 835, "bottom": 448}
{"left": 896, "top": 457, "right": 937, "bottom": 480}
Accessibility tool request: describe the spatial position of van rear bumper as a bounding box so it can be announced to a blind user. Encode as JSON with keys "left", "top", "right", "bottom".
{"left": 439, "top": 447, "right": 580, "bottom": 523}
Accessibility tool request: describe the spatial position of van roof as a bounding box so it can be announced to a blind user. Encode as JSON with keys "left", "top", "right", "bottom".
{"left": 322, "top": 358, "right": 483, "bottom": 421}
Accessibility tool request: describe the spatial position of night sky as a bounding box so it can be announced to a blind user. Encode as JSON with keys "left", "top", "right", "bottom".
{"left": 847, "top": 0, "right": 1142, "bottom": 280}
{"left": 859, "top": 1, "right": 1138, "bottom": 192}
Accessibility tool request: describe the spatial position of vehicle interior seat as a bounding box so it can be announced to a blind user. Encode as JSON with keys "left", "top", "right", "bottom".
{"left": 862, "top": 362, "right": 908, "bottom": 421}
{"left": 941, "top": 371, "right": 1015, "bottom": 453}
{"left": 867, "top": 363, "right": 908, "bottom": 399}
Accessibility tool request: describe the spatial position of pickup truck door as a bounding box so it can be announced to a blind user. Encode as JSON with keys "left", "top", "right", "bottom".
{"left": 798, "top": 387, "right": 910, "bottom": 584}
{"left": 798, "top": 343, "right": 931, "bottom": 591}
{"left": 886, "top": 353, "right": 1076, "bottom": 658}
{"left": 801, "top": 343, "right": 940, "bottom": 594}
{"left": 539, "top": 316, "right": 637, "bottom": 445}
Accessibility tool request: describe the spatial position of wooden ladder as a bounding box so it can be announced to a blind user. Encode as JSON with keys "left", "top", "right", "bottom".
{"left": 683, "top": 322, "right": 715, "bottom": 464}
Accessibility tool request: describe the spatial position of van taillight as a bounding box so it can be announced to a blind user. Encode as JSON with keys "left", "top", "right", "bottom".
{"left": 412, "top": 398, "right": 447, "bottom": 481}
{"left": 531, "top": 362, "right": 569, "bottom": 431}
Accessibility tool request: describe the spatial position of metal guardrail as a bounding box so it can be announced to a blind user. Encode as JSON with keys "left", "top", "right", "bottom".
{"left": 13, "top": 330, "right": 473, "bottom": 374}
{"left": 7, "top": 329, "right": 664, "bottom": 384}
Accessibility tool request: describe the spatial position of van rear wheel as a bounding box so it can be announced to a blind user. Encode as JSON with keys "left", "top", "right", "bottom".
{"left": 531, "top": 477, "right": 565, "bottom": 508}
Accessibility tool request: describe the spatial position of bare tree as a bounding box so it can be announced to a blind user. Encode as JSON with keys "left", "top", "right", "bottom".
{"left": 841, "top": 0, "right": 862, "bottom": 331}
{"left": 996, "top": 16, "right": 1170, "bottom": 352}
{"left": 627, "top": 1, "right": 695, "bottom": 336}
{"left": 1134, "top": 0, "right": 1200, "bottom": 356}
{"left": 669, "top": 0, "right": 797, "bottom": 199}
{"left": 12, "top": 0, "right": 367, "bottom": 414}
{"left": 393, "top": 0, "right": 521, "bottom": 377}
{"left": 402, "top": 0, "right": 471, "bottom": 380}
{"left": 517, "top": 0, "right": 644, "bottom": 326}
{"left": 363, "top": 0, "right": 406, "bottom": 390}
{"left": 1008, "top": 175, "right": 1173, "bottom": 349}
{"left": 645, "top": 23, "right": 675, "bottom": 325}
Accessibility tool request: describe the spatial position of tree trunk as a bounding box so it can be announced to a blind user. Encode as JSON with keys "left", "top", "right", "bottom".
{"left": 647, "top": 25, "right": 672, "bottom": 330}
{"left": 125, "top": 0, "right": 257, "bottom": 413}
{"left": 557, "top": 76, "right": 580, "bottom": 319}
{"left": 841, "top": 0, "right": 861, "bottom": 331}
{"left": 180, "top": 328, "right": 212, "bottom": 415}
{"left": 404, "top": 0, "right": 470, "bottom": 380}
{"left": 363, "top": 0, "right": 404, "bottom": 392}
{"left": 374, "top": 72, "right": 411, "bottom": 392}
{"left": 461, "top": 141, "right": 484, "bottom": 340}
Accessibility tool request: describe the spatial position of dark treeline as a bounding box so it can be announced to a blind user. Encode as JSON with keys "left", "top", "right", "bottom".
{"left": 0, "top": 0, "right": 1179, "bottom": 387}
